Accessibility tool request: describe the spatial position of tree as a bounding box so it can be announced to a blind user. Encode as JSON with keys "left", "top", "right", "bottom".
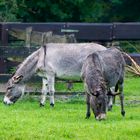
{"left": 1, "top": 0, "right": 140, "bottom": 22}
{"left": 11, "top": 0, "right": 111, "bottom": 22}
{"left": 0, "top": 0, "right": 18, "bottom": 22}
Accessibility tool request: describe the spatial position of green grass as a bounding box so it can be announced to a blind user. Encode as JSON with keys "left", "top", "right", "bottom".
{"left": 0, "top": 75, "right": 140, "bottom": 140}
{"left": 0, "top": 100, "right": 140, "bottom": 140}
{"left": 124, "top": 76, "right": 140, "bottom": 96}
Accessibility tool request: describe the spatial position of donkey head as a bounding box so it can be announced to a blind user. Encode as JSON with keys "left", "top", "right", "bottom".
{"left": 90, "top": 86, "right": 108, "bottom": 120}
{"left": 3, "top": 75, "right": 25, "bottom": 105}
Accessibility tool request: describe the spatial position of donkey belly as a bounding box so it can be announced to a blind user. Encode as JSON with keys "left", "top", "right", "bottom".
{"left": 55, "top": 65, "right": 82, "bottom": 80}
{"left": 56, "top": 74, "right": 81, "bottom": 80}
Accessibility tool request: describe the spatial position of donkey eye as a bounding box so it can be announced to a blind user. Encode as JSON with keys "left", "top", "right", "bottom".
{"left": 97, "top": 101, "right": 101, "bottom": 107}
{"left": 96, "top": 103, "right": 101, "bottom": 109}
{"left": 97, "top": 99, "right": 102, "bottom": 105}
{"left": 7, "top": 87, "right": 12, "bottom": 90}
{"left": 96, "top": 91, "right": 100, "bottom": 95}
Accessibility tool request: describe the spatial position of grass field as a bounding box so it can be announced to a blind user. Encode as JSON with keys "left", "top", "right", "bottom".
{"left": 0, "top": 75, "right": 140, "bottom": 140}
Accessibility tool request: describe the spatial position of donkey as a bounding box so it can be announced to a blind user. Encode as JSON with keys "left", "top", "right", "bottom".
{"left": 81, "top": 47, "right": 125, "bottom": 120}
{"left": 3, "top": 43, "right": 106, "bottom": 106}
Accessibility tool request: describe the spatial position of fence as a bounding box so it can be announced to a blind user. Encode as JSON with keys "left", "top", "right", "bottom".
{"left": 2, "top": 22, "right": 140, "bottom": 45}
{"left": 0, "top": 22, "right": 140, "bottom": 94}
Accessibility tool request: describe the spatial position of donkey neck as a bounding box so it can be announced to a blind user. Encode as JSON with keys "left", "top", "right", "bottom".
{"left": 93, "top": 60, "right": 106, "bottom": 90}
{"left": 14, "top": 49, "right": 40, "bottom": 82}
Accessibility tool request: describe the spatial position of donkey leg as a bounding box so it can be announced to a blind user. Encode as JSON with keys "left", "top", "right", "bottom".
{"left": 119, "top": 83, "right": 125, "bottom": 116}
{"left": 112, "top": 96, "right": 116, "bottom": 104}
{"left": 107, "top": 87, "right": 116, "bottom": 111}
{"left": 48, "top": 76, "right": 55, "bottom": 107}
{"left": 113, "top": 83, "right": 119, "bottom": 104}
{"left": 40, "top": 78, "right": 48, "bottom": 107}
{"left": 107, "top": 95, "right": 113, "bottom": 111}
{"left": 86, "top": 93, "right": 91, "bottom": 119}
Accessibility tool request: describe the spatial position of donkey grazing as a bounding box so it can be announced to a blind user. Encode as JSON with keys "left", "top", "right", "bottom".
{"left": 3, "top": 43, "right": 106, "bottom": 105}
{"left": 81, "top": 48, "right": 125, "bottom": 120}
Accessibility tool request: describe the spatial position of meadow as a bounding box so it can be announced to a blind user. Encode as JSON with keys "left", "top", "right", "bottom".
{"left": 0, "top": 75, "right": 140, "bottom": 140}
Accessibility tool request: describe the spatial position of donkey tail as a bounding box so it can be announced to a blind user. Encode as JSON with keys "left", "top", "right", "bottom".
{"left": 37, "top": 45, "right": 47, "bottom": 70}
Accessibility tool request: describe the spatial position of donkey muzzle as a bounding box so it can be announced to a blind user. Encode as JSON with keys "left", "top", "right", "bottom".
{"left": 96, "top": 113, "right": 106, "bottom": 121}
{"left": 3, "top": 96, "right": 13, "bottom": 105}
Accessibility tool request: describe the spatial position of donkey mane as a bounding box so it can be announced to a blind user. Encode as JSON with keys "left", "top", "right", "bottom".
{"left": 13, "top": 48, "right": 40, "bottom": 82}
{"left": 85, "top": 53, "right": 107, "bottom": 94}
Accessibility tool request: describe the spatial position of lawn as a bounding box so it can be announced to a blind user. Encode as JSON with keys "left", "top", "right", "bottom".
{"left": 0, "top": 75, "right": 139, "bottom": 140}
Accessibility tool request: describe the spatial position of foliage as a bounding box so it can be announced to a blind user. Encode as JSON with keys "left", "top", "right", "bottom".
{"left": 1, "top": 0, "right": 140, "bottom": 22}
{"left": 120, "top": 41, "right": 140, "bottom": 53}
{"left": 0, "top": 0, "right": 18, "bottom": 22}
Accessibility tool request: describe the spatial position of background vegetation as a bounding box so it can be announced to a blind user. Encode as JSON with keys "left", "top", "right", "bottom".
{"left": 1, "top": 0, "right": 140, "bottom": 22}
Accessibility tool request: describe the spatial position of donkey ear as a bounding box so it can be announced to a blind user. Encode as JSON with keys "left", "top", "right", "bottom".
{"left": 91, "top": 90, "right": 98, "bottom": 96}
{"left": 92, "top": 92, "right": 99, "bottom": 96}
{"left": 12, "top": 75, "right": 23, "bottom": 83}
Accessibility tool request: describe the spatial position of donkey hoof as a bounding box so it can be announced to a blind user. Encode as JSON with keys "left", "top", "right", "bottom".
{"left": 50, "top": 103, "right": 54, "bottom": 107}
{"left": 40, "top": 103, "right": 45, "bottom": 107}
{"left": 85, "top": 116, "right": 90, "bottom": 119}
{"left": 121, "top": 111, "right": 125, "bottom": 116}
{"left": 108, "top": 105, "right": 113, "bottom": 111}
{"left": 85, "top": 113, "right": 90, "bottom": 119}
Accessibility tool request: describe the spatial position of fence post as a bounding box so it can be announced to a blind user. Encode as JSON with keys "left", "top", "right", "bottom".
{"left": 41, "top": 32, "right": 47, "bottom": 46}
{"left": 25, "top": 27, "right": 32, "bottom": 48}
{"left": 1, "top": 23, "right": 8, "bottom": 46}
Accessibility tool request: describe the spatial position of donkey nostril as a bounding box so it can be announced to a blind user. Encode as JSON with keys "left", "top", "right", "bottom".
{"left": 96, "top": 115, "right": 101, "bottom": 120}
{"left": 3, "top": 101, "right": 6, "bottom": 104}
{"left": 3, "top": 96, "right": 13, "bottom": 105}
{"left": 3, "top": 101, "right": 11, "bottom": 105}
